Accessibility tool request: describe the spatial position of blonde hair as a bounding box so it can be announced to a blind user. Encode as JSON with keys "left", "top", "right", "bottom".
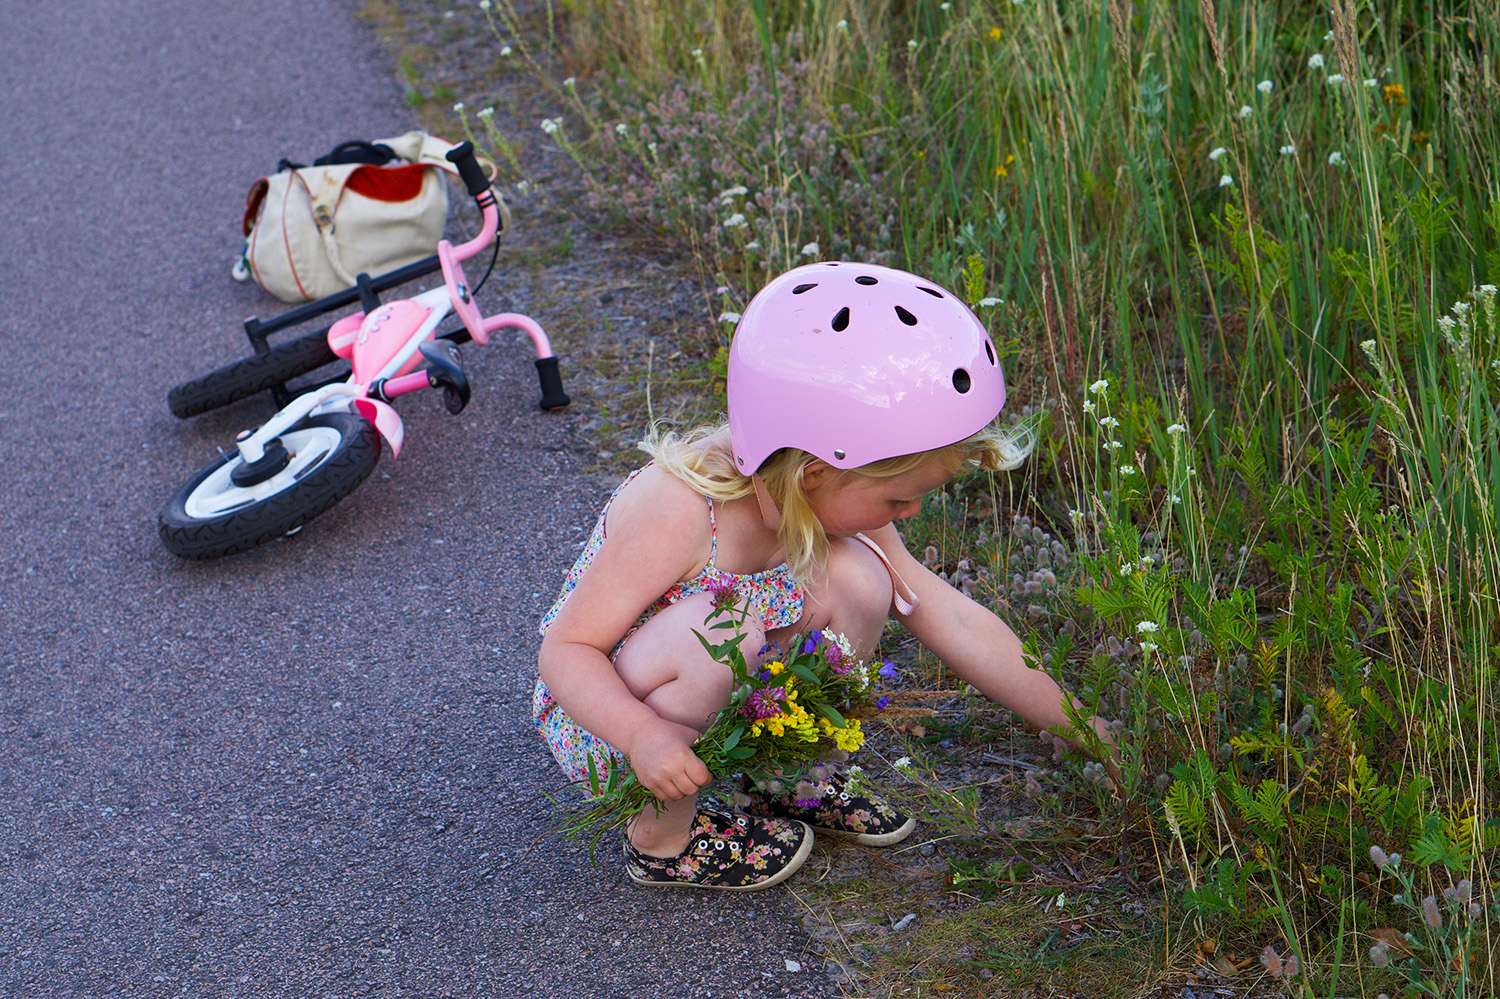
{"left": 640, "top": 420, "right": 1033, "bottom": 582}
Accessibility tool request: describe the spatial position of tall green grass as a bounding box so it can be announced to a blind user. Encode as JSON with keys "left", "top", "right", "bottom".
{"left": 472, "top": 0, "right": 1500, "bottom": 991}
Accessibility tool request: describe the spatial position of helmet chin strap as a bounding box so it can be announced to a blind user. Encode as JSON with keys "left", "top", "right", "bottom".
{"left": 750, "top": 473, "right": 782, "bottom": 532}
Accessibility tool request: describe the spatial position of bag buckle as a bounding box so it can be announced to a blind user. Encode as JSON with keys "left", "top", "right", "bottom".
{"left": 312, "top": 204, "right": 334, "bottom": 232}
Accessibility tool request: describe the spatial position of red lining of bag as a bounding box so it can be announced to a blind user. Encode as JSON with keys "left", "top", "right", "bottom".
{"left": 243, "top": 178, "right": 270, "bottom": 236}
{"left": 345, "top": 163, "right": 429, "bottom": 202}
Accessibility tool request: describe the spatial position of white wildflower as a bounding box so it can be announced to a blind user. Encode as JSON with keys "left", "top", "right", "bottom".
{"left": 478, "top": 106, "right": 495, "bottom": 119}
{"left": 1327, "top": 150, "right": 1345, "bottom": 166}
{"left": 1089, "top": 378, "right": 1110, "bottom": 395}
{"left": 1280, "top": 144, "right": 1297, "bottom": 156}
{"left": 614, "top": 122, "right": 628, "bottom": 135}
{"left": 1257, "top": 79, "right": 1273, "bottom": 94}
{"left": 1364, "top": 78, "right": 1379, "bottom": 87}
{"left": 500, "top": 45, "right": 512, "bottom": 56}
{"left": 690, "top": 48, "right": 704, "bottom": 59}
{"left": 540, "top": 117, "right": 560, "bottom": 135}
{"left": 479, "top": 0, "right": 491, "bottom": 8}
{"left": 1069, "top": 508, "right": 1083, "bottom": 521}
{"left": 1098, "top": 416, "right": 1120, "bottom": 429}
{"left": 978, "top": 297, "right": 1002, "bottom": 307}
{"left": 722, "top": 213, "right": 748, "bottom": 229}
{"left": 1360, "top": 339, "right": 1377, "bottom": 362}
{"left": 1219, "top": 174, "right": 1234, "bottom": 187}
{"left": 1081, "top": 399, "right": 1095, "bottom": 414}
{"left": 799, "top": 242, "right": 820, "bottom": 257}
{"left": 894, "top": 756, "right": 913, "bottom": 771}
{"left": 1324, "top": 30, "right": 1334, "bottom": 42}
{"left": 1169, "top": 494, "right": 1182, "bottom": 505}
{"left": 1137, "top": 620, "right": 1160, "bottom": 634}
{"left": 563, "top": 77, "right": 576, "bottom": 88}
{"left": 1120, "top": 562, "right": 1133, "bottom": 577}
{"left": 1140, "top": 641, "right": 1158, "bottom": 656}
{"left": 907, "top": 39, "right": 919, "bottom": 50}
{"left": 1105, "top": 440, "right": 1124, "bottom": 451}
{"left": 1167, "top": 423, "right": 1186, "bottom": 436}
{"left": 717, "top": 185, "right": 749, "bottom": 201}
{"left": 744, "top": 240, "right": 761, "bottom": 251}
{"left": 1238, "top": 105, "right": 1253, "bottom": 119}
{"left": 836, "top": 18, "right": 848, "bottom": 29}
{"left": 453, "top": 102, "right": 466, "bottom": 113}
{"left": 1328, "top": 73, "right": 1344, "bottom": 85}
{"left": 1308, "top": 53, "right": 1325, "bottom": 69}
{"left": 1208, "top": 146, "right": 1228, "bottom": 161}
{"left": 718, "top": 312, "right": 742, "bottom": 324}
{"left": 1119, "top": 465, "right": 1137, "bottom": 476}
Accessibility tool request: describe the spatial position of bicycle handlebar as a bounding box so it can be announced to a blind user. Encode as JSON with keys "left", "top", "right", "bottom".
{"left": 445, "top": 141, "right": 492, "bottom": 198}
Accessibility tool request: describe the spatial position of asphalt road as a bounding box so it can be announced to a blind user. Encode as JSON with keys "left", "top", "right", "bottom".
{"left": 0, "top": 2, "right": 834, "bottom": 996}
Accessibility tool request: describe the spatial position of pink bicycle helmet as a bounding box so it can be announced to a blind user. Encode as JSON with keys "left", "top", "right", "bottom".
{"left": 727, "top": 261, "right": 1007, "bottom": 472}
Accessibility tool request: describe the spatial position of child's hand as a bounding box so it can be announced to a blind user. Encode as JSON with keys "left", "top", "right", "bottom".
{"left": 626, "top": 717, "right": 712, "bottom": 802}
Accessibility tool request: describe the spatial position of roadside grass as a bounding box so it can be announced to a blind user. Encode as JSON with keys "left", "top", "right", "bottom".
{"left": 438, "top": 0, "right": 1500, "bottom": 995}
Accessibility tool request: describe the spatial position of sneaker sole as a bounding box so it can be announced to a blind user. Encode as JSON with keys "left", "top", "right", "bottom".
{"left": 808, "top": 814, "right": 917, "bottom": 847}
{"left": 627, "top": 821, "right": 815, "bottom": 891}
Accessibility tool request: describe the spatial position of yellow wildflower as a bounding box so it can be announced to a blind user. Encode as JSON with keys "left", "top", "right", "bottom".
{"left": 994, "top": 153, "right": 1015, "bottom": 178}
{"left": 1383, "top": 83, "right": 1408, "bottom": 107}
{"left": 988, "top": 26, "right": 1001, "bottom": 41}
{"left": 765, "top": 660, "right": 785, "bottom": 677}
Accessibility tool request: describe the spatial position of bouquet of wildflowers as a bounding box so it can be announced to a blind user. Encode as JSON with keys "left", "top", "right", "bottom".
{"left": 561, "top": 600, "right": 887, "bottom": 854}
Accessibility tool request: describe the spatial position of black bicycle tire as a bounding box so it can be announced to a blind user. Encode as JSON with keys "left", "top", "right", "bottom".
{"left": 167, "top": 332, "right": 338, "bottom": 418}
{"left": 158, "top": 413, "right": 381, "bottom": 559}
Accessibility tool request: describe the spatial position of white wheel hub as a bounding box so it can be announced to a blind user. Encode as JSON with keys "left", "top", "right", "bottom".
{"left": 183, "top": 425, "right": 342, "bottom": 519}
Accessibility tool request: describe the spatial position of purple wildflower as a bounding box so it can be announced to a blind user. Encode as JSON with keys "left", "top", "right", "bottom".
{"left": 706, "top": 571, "right": 738, "bottom": 612}
{"left": 741, "top": 687, "right": 787, "bottom": 720}
{"left": 876, "top": 696, "right": 890, "bottom": 709}
{"left": 878, "top": 660, "right": 899, "bottom": 681}
{"left": 826, "top": 644, "right": 844, "bottom": 664}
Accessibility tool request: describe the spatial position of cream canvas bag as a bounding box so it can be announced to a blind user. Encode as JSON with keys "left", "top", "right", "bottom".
{"left": 241, "top": 131, "right": 485, "bottom": 304}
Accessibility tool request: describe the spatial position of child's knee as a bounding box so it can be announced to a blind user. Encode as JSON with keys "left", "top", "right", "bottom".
{"left": 826, "top": 538, "right": 895, "bottom": 618}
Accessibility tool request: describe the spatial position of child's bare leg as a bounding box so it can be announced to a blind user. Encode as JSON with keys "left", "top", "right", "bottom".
{"left": 613, "top": 592, "right": 766, "bottom": 856}
{"left": 774, "top": 537, "right": 893, "bottom": 660}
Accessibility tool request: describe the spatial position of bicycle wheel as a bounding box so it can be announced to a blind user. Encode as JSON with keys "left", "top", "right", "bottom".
{"left": 159, "top": 413, "right": 381, "bottom": 559}
{"left": 167, "top": 332, "right": 338, "bottom": 418}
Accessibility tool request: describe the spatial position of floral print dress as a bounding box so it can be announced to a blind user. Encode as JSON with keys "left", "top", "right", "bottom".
{"left": 534, "top": 466, "right": 805, "bottom": 783}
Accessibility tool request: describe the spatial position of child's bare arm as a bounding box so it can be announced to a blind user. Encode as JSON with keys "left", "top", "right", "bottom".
{"left": 864, "top": 524, "right": 1118, "bottom": 758}
{"left": 538, "top": 469, "right": 716, "bottom": 800}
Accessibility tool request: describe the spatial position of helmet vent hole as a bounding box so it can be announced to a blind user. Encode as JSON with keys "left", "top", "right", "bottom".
{"left": 793, "top": 283, "right": 818, "bottom": 295}
{"left": 985, "top": 340, "right": 996, "bottom": 364}
{"left": 855, "top": 275, "right": 879, "bottom": 286}
{"left": 953, "top": 368, "right": 972, "bottom": 393}
{"left": 895, "top": 306, "right": 918, "bottom": 326}
{"left": 832, "top": 307, "right": 850, "bottom": 331}
{"left": 918, "top": 286, "right": 944, "bottom": 298}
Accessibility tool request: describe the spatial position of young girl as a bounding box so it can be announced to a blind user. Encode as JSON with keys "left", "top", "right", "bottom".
{"left": 536, "top": 261, "right": 1116, "bottom": 891}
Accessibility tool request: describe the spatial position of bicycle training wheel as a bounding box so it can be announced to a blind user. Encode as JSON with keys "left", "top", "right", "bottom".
{"left": 167, "top": 331, "right": 338, "bottom": 418}
{"left": 158, "top": 413, "right": 381, "bottom": 559}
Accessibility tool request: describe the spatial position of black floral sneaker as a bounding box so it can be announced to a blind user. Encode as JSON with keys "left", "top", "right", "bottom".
{"left": 623, "top": 808, "right": 813, "bottom": 891}
{"left": 741, "top": 770, "right": 916, "bottom": 847}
